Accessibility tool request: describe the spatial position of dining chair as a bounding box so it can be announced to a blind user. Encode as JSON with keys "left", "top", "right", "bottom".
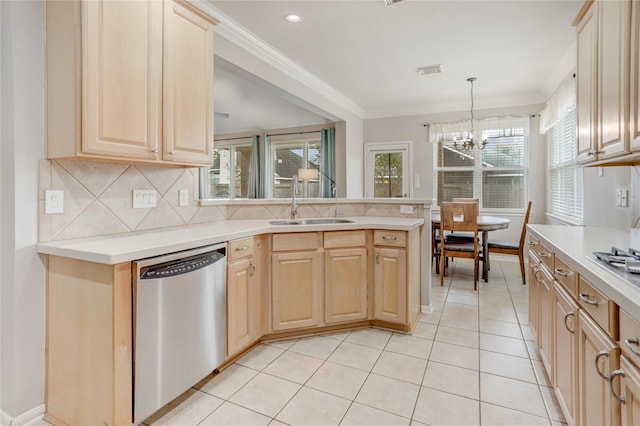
{"left": 488, "top": 201, "right": 532, "bottom": 284}
{"left": 445, "top": 198, "right": 479, "bottom": 243}
{"left": 439, "top": 201, "right": 482, "bottom": 290}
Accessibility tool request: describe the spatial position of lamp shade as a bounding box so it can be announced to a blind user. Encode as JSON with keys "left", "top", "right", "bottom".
{"left": 297, "top": 168, "right": 318, "bottom": 180}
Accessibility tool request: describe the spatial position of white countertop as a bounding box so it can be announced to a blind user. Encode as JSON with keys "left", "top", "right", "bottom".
{"left": 528, "top": 224, "right": 640, "bottom": 322}
{"left": 37, "top": 216, "right": 424, "bottom": 265}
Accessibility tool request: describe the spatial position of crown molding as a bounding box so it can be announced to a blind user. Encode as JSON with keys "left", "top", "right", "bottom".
{"left": 192, "top": 0, "right": 365, "bottom": 119}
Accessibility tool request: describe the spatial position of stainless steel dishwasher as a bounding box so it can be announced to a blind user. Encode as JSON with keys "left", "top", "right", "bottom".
{"left": 133, "top": 243, "right": 226, "bottom": 424}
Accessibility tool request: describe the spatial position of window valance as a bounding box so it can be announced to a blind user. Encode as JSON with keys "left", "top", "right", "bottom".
{"left": 539, "top": 74, "right": 576, "bottom": 134}
{"left": 428, "top": 115, "right": 530, "bottom": 143}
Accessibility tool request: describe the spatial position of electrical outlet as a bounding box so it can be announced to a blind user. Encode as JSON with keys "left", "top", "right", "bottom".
{"left": 400, "top": 205, "right": 414, "bottom": 214}
{"left": 133, "top": 189, "right": 157, "bottom": 209}
{"left": 45, "top": 190, "right": 64, "bottom": 214}
{"left": 179, "top": 189, "right": 189, "bottom": 207}
{"left": 621, "top": 188, "right": 629, "bottom": 207}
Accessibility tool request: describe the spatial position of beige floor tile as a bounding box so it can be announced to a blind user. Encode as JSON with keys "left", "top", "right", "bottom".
{"left": 341, "top": 402, "right": 410, "bottom": 426}
{"left": 385, "top": 334, "right": 433, "bottom": 359}
{"left": 527, "top": 340, "right": 542, "bottom": 360}
{"left": 540, "top": 385, "right": 566, "bottom": 422}
{"left": 327, "top": 341, "right": 382, "bottom": 371}
{"left": 442, "top": 301, "right": 479, "bottom": 316}
{"left": 229, "top": 372, "right": 301, "bottom": 417}
{"left": 479, "top": 350, "right": 536, "bottom": 384}
{"left": 263, "top": 350, "right": 323, "bottom": 384}
{"left": 199, "top": 401, "right": 271, "bottom": 426}
{"left": 197, "top": 364, "right": 258, "bottom": 399}
{"left": 480, "top": 372, "right": 548, "bottom": 418}
{"left": 429, "top": 341, "right": 479, "bottom": 370}
{"left": 413, "top": 387, "right": 480, "bottom": 426}
{"left": 324, "top": 330, "right": 352, "bottom": 341}
{"left": 345, "top": 328, "right": 392, "bottom": 349}
{"left": 306, "top": 361, "right": 369, "bottom": 400}
{"left": 372, "top": 350, "right": 428, "bottom": 384}
{"left": 288, "top": 335, "right": 341, "bottom": 360}
{"left": 480, "top": 318, "right": 523, "bottom": 339}
{"left": 236, "top": 344, "right": 285, "bottom": 370}
{"left": 265, "top": 338, "right": 299, "bottom": 350}
{"left": 479, "top": 307, "right": 520, "bottom": 324}
{"left": 268, "top": 420, "right": 289, "bottom": 426}
{"left": 422, "top": 361, "right": 479, "bottom": 400}
{"left": 521, "top": 324, "right": 536, "bottom": 341}
{"left": 143, "top": 389, "right": 223, "bottom": 426}
{"left": 412, "top": 321, "right": 437, "bottom": 340}
{"left": 532, "top": 359, "right": 552, "bottom": 387}
{"left": 446, "top": 291, "right": 478, "bottom": 306}
{"left": 275, "top": 387, "right": 350, "bottom": 426}
{"left": 439, "top": 312, "right": 479, "bottom": 332}
{"left": 418, "top": 310, "right": 441, "bottom": 325}
{"left": 355, "top": 373, "right": 420, "bottom": 418}
{"left": 480, "top": 333, "right": 529, "bottom": 358}
{"left": 435, "top": 325, "right": 479, "bottom": 348}
{"left": 480, "top": 402, "right": 551, "bottom": 426}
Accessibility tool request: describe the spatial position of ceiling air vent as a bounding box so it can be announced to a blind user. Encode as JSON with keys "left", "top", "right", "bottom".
{"left": 416, "top": 64, "right": 443, "bottom": 76}
{"left": 383, "top": 0, "right": 404, "bottom": 5}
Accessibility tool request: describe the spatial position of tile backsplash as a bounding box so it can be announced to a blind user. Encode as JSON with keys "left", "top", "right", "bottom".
{"left": 39, "top": 159, "right": 426, "bottom": 242}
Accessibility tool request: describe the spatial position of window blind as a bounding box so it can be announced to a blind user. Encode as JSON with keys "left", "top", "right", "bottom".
{"left": 548, "top": 107, "right": 583, "bottom": 220}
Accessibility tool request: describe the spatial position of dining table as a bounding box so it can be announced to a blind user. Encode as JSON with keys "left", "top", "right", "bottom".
{"left": 431, "top": 213, "right": 511, "bottom": 282}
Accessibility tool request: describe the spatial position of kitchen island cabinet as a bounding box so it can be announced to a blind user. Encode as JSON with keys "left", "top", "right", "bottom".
{"left": 46, "top": 0, "right": 217, "bottom": 167}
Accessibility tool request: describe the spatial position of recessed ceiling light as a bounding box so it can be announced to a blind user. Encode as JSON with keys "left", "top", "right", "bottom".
{"left": 417, "top": 64, "right": 443, "bottom": 76}
{"left": 284, "top": 14, "right": 302, "bottom": 23}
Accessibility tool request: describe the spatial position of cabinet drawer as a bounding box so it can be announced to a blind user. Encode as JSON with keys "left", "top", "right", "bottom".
{"left": 527, "top": 236, "right": 539, "bottom": 255}
{"left": 373, "top": 230, "right": 406, "bottom": 247}
{"left": 578, "top": 276, "right": 618, "bottom": 338}
{"left": 324, "top": 230, "right": 366, "bottom": 249}
{"left": 228, "top": 237, "right": 254, "bottom": 261}
{"left": 272, "top": 232, "right": 321, "bottom": 252}
{"left": 553, "top": 256, "right": 577, "bottom": 295}
{"left": 537, "top": 242, "right": 554, "bottom": 272}
{"left": 620, "top": 309, "right": 640, "bottom": 364}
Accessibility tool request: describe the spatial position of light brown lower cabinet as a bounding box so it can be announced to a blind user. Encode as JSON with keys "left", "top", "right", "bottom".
{"left": 615, "top": 355, "right": 640, "bottom": 425}
{"left": 324, "top": 246, "right": 368, "bottom": 324}
{"left": 373, "top": 246, "right": 407, "bottom": 324}
{"left": 528, "top": 253, "right": 541, "bottom": 341}
{"left": 577, "top": 309, "right": 620, "bottom": 426}
{"left": 538, "top": 266, "right": 554, "bottom": 377}
{"left": 554, "top": 282, "right": 579, "bottom": 426}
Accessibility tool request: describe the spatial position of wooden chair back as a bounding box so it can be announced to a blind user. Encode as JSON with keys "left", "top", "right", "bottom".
{"left": 452, "top": 198, "right": 479, "bottom": 204}
{"left": 440, "top": 202, "right": 478, "bottom": 233}
{"left": 518, "top": 201, "right": 533, "bottom": 251}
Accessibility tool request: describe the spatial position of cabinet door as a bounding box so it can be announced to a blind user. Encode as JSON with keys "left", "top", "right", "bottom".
{"left": 325, "top": 247, "right": 367, "bottom": 324}
{"left": 619, "top": 355, "right": 640, "bottom": 426}
{"left": 163, "top": 0, "right": 216, "bottom": 166}
{"left": 227, "top": 258, "right": 255, "bottom": 357}
{"left": 554, "top": 282, "right": 579, "bottom": 426}
{"left": 577, "top": 310, "right": 620, "bottom": 426}
{"left": 597, "top": 0, "right": 631, "bottom": 159}
{"left": 529, "top": 260, "right": 541, "bottom": 341}
{"left": 82, "top": 0, "right": 162, "bottom": 159}
{"left": 576, "top": 1, "right": 598, "bottom": 163}
{"left": 539, "top": 268, "right": 554, "bottom": 380}
{"left": 631, "top": 1, "right": 640, "bottom": 151}
{"left": 373, "top": 247, "right": 407, "bottom": 324}
{"left": 271, "top": 251, "right": 322, "bottom": 331}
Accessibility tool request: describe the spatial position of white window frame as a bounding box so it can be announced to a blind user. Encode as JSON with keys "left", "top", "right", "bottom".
{"left": 364, "top": 141, "right": 413, "bottom": 198}
{"left": 432, "top": 121, "right": 529, "bottom": 214}
{"left": 205, "top": 139, "right": 253, "bottom": 199}
{"left": 267, "top": 137, "right": 323, "bottom": 199}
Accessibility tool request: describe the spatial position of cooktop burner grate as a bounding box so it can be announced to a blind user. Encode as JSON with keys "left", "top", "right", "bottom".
{"left": 593, "top": 247, "right": 640, "bottom": 274}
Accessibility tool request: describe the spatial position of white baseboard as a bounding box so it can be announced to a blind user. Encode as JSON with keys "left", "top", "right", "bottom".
{"left": 0, "top": 405, "right": 44, "bottom": 426}
{"left": 421, "top": 304, "right": 433, "bottom": 313}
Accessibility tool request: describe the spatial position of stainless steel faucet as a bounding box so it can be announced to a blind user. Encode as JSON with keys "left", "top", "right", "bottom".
{"left": 333, "top": 187, "right": 338, "bottom": 217}
{"left": 291, "top": 175, "right": 299, "bottom": 220}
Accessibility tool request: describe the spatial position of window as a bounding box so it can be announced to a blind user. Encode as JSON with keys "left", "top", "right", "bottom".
{"left": 270, "top": 139, "right": 322, "bottom": 198}
{"left": 548, "top": 107, "right": 583, "bottom": 221}
{"left": 433, "top": 117, "right": 529, "bottom": 210}
{"left": 364, "top": 142, "right": 411, "bottom": 198}
{"left": 204, "top": 142, "right": 252, "bottom": 199}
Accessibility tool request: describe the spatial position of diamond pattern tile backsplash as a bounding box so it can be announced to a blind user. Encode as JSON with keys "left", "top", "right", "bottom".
{"left": 39, "top": 159, "right": 424, "bottom": 242}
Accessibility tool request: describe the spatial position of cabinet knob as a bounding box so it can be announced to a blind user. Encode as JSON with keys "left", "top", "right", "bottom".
{"left": 150, "top": 148, "right": 158, "bottom": 153}
{"left": 624, "top": 337, "right": 640, "bottom": 357}
{"left": 587, "top": 150, "right": 603, "bottom": 156}
{"left": 555, "top": 268, "right": 569, "bottom": 277}
{"left": 167, "top": 151, "right": 175, "bottom": 155}
{"left": 235, "top": 245, "right": 249, "bottom": 251}
{"left": 376, "top": 252, "right": 380, "bottom": 264}
{"left": 579, "top": 292, "right": 599, "bottom": 306}
{"left": 249, "top": 263, "right": 255, "bottom": 276}
{"left": 382, "top": 235, "right": 397, "bottom": 240}
{"left": 564, "top": 312, "right": 575, "bottom": 334}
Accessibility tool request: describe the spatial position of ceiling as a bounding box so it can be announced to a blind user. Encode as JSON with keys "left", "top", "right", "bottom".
{"left": 211, "top": 0, "right": 583, "bottom": 135}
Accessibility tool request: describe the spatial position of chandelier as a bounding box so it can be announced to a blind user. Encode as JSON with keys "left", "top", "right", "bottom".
{"left": 453, "top": 77, "right": 488, "bottom": 151}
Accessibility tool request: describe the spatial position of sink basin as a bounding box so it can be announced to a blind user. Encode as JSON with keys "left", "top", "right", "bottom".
{"left": 269, "top": 218, "right": 353, "bottom": 225}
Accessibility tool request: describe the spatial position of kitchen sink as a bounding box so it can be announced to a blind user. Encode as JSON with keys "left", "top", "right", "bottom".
{"left": 269, "top": 218, "right": 353, "bottom": 225}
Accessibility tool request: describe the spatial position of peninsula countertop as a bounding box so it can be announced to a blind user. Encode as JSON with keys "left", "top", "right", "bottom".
{"left": 527, "top": 224, "right": 640, "bottom": 322}
{"left": 37, "top": 216, "right": 424, "bottom": 265}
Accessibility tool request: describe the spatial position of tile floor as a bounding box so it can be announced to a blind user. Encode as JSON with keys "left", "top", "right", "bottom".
{"left": 139, "top": 259, "right": 567, "bottom": 426}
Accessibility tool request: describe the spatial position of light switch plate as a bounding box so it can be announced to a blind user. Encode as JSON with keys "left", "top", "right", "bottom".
{"left": 179, "top": 190, "right": 189, "bottom": 207}
{"left": 133, "top": 189, "right": 157, "bottom": 209}
{"left": 45, "top": 190, "right": 64, "bottom": 214}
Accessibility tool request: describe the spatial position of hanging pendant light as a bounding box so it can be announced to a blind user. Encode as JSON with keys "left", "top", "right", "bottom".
{"left": 453, "top": 77, "right": 488, "bottom": 151}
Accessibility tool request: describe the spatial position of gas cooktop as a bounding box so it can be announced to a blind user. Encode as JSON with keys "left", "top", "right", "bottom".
{"left": 589, "top": 247, "right": 640, "bottom": 287}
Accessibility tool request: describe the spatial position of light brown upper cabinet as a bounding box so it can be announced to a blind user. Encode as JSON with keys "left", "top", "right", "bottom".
{"left": 630, "top": 1, "right": 640, "bottom": 151}
{"left": 576, "top": 0, "right": 632, "bottom": 165}
{"left": 46, "top": 0, "right": 217, "bottom": 167}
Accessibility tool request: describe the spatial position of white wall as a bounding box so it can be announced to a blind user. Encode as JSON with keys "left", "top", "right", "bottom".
{"left": 1, "top": 0, "right": 47, "bottom": 421}
{"left": 583, "top": 166, "right": 636, "bottom": 230}
{"left": 364, "top": 104, "right": 546, "bottom": 242}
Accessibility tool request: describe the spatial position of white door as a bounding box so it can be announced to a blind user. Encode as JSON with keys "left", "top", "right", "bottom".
{"left": 365, "top": 142, "right": 411, "bottom": 198}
